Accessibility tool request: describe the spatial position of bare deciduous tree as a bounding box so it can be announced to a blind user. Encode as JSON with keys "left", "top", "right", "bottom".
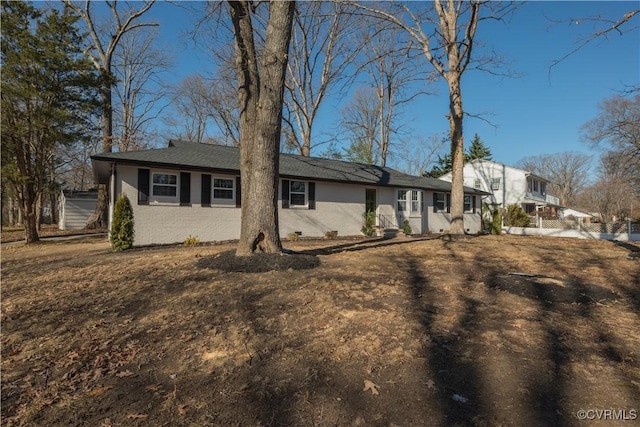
{"left": 65, "top": 0, "right": 157, "bottom": 228}
{"left": 350, "top": 0, "right": 517, "bottom": 234}
{"left": 166, "top": 74, "right": 214, "bottom": 143}
{"left": 113, "top": 27, "right": 172, "bottom": 151}
{"left": 577, "top": 155, "right": 640, "bottom": 221}
{"left": 393, "top": 134, "right": 448, "bottom": 176}
{"left": 550, "top": 9, "right": 640, "bottom": 77}
{"left": 283, "top": 1, "right": 359, "bottom": 156}
{"left": 358, "top": 25, "right": 431, "bottom": 167}
{"left": 227, "top": 0, "right": 295, "bottom": 256}
{"left": 581, "top": 94, "right": 640, "bottom": 187}
{"left": 341, "top": 88, "right": 380, "bottom": 164}
{"left": 517, "top": 152, "right": 592, "bottom": 207}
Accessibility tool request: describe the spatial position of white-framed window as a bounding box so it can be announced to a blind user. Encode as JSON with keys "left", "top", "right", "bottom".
{"left": 213, "top": 177, "right": 234, "bottom": 200}
{"left": 533, "top": 180, "right": 539, "bottom": 192}
{"left": 540, "top": 182, "right": 546, "bottom": 195}
{"left": 290, "top": 180, "right": 306, "bottom": 206}
{"left": 397, "top": 190, "right": 408, "bottom": 212}
{"left": 491, "top": 178, "right": 501, "bottom": 190}
{"left": 474, "top": 179, "right": 482, "bottom": 190}
{"left": 411, "top": 190, "right": 420, "bottom": 213}
{"left": 152, "top": 173, "right": 178, "bottom": 197}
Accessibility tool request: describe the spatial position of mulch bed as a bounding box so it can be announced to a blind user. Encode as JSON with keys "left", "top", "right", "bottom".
{"left": 197, "top": 249, "right": 320, "bottom": 272}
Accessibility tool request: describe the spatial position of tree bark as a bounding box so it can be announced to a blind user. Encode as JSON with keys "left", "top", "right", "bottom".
{"left": 85, "top": 68, "right": 113, "bottom": 230}
{"left": 22, "top": 182, "right": 39, "bottom": 243}
{"left": 229, "top": 0, "right": 295, "bottom": 256}
{"left": 85, "top": 184, "right": 108, "bottom": 229}
{"left": 448, "top": 73, "right": 465, "bottom": 234}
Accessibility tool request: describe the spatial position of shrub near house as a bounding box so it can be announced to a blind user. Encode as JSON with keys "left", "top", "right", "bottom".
{"left": 505, "top": 204, "right": 531, "bottom": 227}
{"left": 110, "top": 194, "right": 134, "bottom": 251}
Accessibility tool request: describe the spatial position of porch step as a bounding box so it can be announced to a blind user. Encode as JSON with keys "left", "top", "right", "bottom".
{"left": 376, "top": 228, "right": 400, "bottom": 238}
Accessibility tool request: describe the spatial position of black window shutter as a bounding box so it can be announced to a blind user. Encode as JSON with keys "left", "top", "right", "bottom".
{"left": 308, "top": 182, "right": 316, "bottom": 210}
{"left": 236, "top": 176, "right": 241, "bottom": 208}
{"left": 446, "top": 194, "right": 451, "bottom": 213}
{"left": 433, "top": 192, "right": 437, "bottom": 213}
{"left": 473, "top": 195, "right": 477, "bottom": 213}
{"left": 180, "top": 172, "right": 191, "bottom": 206}
{"left": 138, "top": 168, "right": 150, "bottom": 205}
{"left": 282, "top": 179, "right": 290, "bottom": 209}
{"left": 201, "top": 174, "right": 211, "bottom": 206}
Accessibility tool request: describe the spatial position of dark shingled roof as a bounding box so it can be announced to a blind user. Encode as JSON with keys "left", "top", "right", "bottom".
{"left": 92, "top": 140, "right": 486, "bottom": 194}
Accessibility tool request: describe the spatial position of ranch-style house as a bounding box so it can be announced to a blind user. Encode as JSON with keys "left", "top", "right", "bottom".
{"left": 91, "top": 140, "right": 488, "bottom": 246}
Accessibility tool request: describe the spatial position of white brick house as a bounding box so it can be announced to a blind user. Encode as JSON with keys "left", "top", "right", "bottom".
{"left": 92, "top": 141, "right": 487, "bottom": 246}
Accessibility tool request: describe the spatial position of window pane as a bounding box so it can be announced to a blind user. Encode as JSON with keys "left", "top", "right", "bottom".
{"left": 397, "top": 190, "right": 407, "bottom": 201}
{"left": 411, "top": 191, "right": 419, "bottom": 212}
{"left": 213, "top": 189, "right": 233, "bottom": 199}
{"left": 491, "top": 178, "right": 501, "bottom": 190}
{"left": 464, "top": 195, "right": 471, "bottom": 212}
{"left": 435, "top": 193, "right": 445, "bottom": 211}
{"left": 291, "top": 181, "right": 306, "bottom": 193}
{"left": 153, "top": 174, "right": 177, "bottom": 185}
{"left": 214, "top": 178, "right": 233, "bottom": 189}
{"left": 153, "top": 185, "right": 177, "bottom": 197}
{"left": 291, "top": 193, "right": 306, "bottom": 205}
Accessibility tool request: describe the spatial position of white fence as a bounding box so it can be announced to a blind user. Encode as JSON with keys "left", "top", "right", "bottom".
{"left": 504, "top": 219, "right": 640, "bottom": 241}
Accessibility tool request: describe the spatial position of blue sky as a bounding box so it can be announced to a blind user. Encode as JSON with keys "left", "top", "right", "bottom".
{"left": 145, "top": 1, "right": 638, "bottom": 172}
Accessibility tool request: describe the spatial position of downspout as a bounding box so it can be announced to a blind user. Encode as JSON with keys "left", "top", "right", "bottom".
{"left": 108, "top": 162, "right": 116, "bottom": 234}
{"left": 502, "top": 163, "right": 506, "bottom": 228}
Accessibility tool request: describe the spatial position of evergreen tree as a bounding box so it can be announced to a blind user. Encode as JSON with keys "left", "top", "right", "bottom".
{"left": 1, "top": 1, "right": 100, "bottom": 243}
{"left": 467, "top": 133, "right": 492, "bottom": 161}
{"left": 424, "top": 153, "right": 452, "bottom": 178}
{"left": 110, "top": 194, "right": 135, "bottom": 251}
{"left": 424, "top": 133, "right": 492, "bottom": 177}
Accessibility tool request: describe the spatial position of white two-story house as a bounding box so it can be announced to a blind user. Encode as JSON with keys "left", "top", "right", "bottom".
{"left": 440, "top": 159, "right": 561, "bottom": 216}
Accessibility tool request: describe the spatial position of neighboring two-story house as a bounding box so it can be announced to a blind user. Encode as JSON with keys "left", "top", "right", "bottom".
{"left": 439, "top": 159, "right": 561, "bottom": 216}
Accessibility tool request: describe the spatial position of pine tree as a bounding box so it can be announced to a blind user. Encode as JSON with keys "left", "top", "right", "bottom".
{"left": 1, "top": 2, "right": 100, "bottom": 243}
{"left": 467, "top": 133, "right": 492, "bottom": 161}
{"left": 424, "top": 153, "right": 453, "bottom": 178}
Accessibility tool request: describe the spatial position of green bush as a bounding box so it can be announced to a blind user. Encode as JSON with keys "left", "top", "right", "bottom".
{"left": 361, "top": 211, "right": 376, "bottom": 236}
{"left": 504, "top": 204, "right": 531, "bottom": 227}
{"left": 110, "top": 194, "right": 134, "bottom": 251}
{"left": 183, "top": 235, "right": 200, "bottom": 246}
{"left": 402, "top": 219, "right": 412, "bottom": 235}
{"left": 491, "top": 207, "right": 502, "bottom": 235}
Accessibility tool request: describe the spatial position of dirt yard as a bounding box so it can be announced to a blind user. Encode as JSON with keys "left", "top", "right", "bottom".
{"left": 2, "top": 235, "right": 639, "bottom": 426}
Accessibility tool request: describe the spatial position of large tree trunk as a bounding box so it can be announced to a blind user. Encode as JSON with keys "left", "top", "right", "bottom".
{"left": 448, "top": 73, "right": 465, "bottom": 235}
{"left": 85, "top": 184, "right": 108, "bottom": 229}
{"left": 230, "top": 0, "right": 295, "bottom": 256}
{"left": 21, "top": 182, "right": 39, "bottom": 243}
{"left": 86, "top": 69, "right": 113, "bottom": 229}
